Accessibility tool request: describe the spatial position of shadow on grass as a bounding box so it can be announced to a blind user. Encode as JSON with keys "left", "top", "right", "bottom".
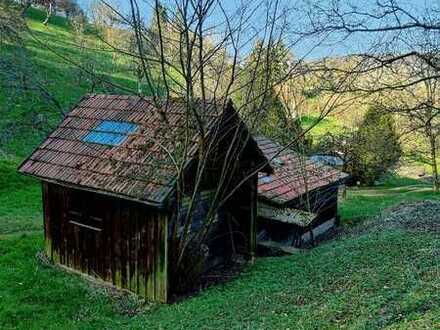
{"left": 339, "top": 175, "right": 440, "bottom": 227}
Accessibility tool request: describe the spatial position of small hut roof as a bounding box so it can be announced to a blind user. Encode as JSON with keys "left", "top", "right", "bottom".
{"left": 255, "top": 136, "right": 349, "bottom": 205}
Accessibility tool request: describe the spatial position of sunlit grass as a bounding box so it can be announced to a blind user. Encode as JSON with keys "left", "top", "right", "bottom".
{"left": 339, "top": 175, "right": 440, "bottom": 225}
{"left": 0, "top": 8, "right": 137, "bottom": 158}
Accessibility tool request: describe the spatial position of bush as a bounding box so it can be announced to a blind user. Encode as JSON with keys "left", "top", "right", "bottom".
{"left": 313, "top": 107, "right": 401, "bottom": 185}
{"left": 348, "top": 106, "right": 401, "bottom": 184}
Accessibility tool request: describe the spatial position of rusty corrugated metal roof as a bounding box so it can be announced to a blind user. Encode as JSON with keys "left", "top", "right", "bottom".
{"left": 256, "top": 136, "right": 348, "bottom": 205}
{"left": 19, "top": 94, "right": 228, "bottom": 206}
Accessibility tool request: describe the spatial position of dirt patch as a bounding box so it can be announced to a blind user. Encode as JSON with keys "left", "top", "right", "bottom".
{"left": 348, "top": 200, "right": 440, "bottom": 238}
{"left": 324, "top": 200, "right": 440, "bottom": 243}
{"left": 380, "top": 200, "right": 440, "bottom": 233}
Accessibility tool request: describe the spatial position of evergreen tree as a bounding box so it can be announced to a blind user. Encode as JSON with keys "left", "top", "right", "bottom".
{"left": 237, "top": 39, "right": 309, "bottom": 149}
{"left": 237, "top": 39, "right": 292, "bottom": 113}
{"left": 348, "top": 106, "right": 402, "bottom": 184}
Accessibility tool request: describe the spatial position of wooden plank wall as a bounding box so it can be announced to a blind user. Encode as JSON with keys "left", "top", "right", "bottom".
{"left": 42, "top": 182, "right": 168, "bottom": 302}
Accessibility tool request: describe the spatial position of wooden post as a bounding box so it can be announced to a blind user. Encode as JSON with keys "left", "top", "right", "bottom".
{"left": 249, "top": 174, "right": 258, "bottom": 262}
{"left": 157, "top": 213, "right": 168, "bottom": 303}
{"left": 42, "top": 183, "right": 52, "bottom": 260}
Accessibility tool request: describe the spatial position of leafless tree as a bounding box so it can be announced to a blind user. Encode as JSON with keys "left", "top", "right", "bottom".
{"left": 289, "top": 0, "right": 440, "bottom": 191}
{"left": 297, "top": 0, "right": 440, "bottom": 89}
{"left": 90, "top": 0, "right": 357, "bottom": 291}
{"left": 21, "top": 0, "right": 364, "bottom": 292}
{"left": 377, "top": 55, "right": 440, "bottom": 191}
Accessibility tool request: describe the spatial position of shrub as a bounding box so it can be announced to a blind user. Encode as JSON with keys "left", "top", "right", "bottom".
{"left": 348, "top": 106, "right": 401, "bottom": 184}
{"left": 313, "top": 107, "right": 401, "bottom": 185}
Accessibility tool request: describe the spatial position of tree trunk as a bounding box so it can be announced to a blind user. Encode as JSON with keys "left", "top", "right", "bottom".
{"left": 429, "top": 133, "right": 439, "bottom": 192}
{"left": 137, "top": 70, "right": 142, "bottom": 94}
{"left": 43, "top": 3, "right": 53, "bottom": 26}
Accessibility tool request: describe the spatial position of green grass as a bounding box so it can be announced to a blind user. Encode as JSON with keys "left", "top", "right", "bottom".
{"left": 1, "top": 148, "right": 440, "bottom": 328}
{"left": 0, "top": 160, "right": 42, "bottom": 236}
{"left": 339, "top": 175, "right": 440, "bottom": 225}
{"left": 300, "top": 115, "right": 345, "bottom": 141}
{"left": 0, "top": 8, "right": 137, "bottom": 158}
{"left": 2, "top": 226, "right": 440, "bottom": 328}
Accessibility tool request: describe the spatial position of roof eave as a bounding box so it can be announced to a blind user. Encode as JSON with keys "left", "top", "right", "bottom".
{"left": 258, "top": 175, "right": 349, "bottom": 206}
{"left": 19, "top": 171, "right": 168, "bottom": 210}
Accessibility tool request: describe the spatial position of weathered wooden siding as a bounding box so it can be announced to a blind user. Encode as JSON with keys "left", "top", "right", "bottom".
{"left": 42, "top": 182, "right": 168, "bottom": 302}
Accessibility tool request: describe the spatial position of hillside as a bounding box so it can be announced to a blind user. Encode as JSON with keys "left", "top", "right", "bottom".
{"left": 2, "top": 8, "right": 440, "bottom": 330}
{"left": 0, "top": 8, "right": 136, "bottom": 235}
{"left": 0, "top": 8, "right": 136, "bottom": 159}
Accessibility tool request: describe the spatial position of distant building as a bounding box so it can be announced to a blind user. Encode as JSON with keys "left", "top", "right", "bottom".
{"left": 19, "top": 94, "right": 271, "bottom": 302}
{"left": 255, "top": 136, "right": 349, "bottom": 251}
{"left": 310, "top": 154, "right": 345, "bottom": 170}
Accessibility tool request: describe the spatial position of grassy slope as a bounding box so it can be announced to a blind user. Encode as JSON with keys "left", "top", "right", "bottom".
{"left": 1, "top": 8, "right": 136, "bottom": 159}
{"left": 339, "top": 177, "right": 440, "bottom": 225}
{"left": 0, "top": 9, "right": 159, "bottom": 237}
{"left": 0, "top": 8, "right": 135, "bottom": 234}
{"left": 2, "top": 224, "right": 440, "bottom": 328}
{"left": 2, "top": 9, "right": 440, "bottom": 330}
{"left": 300, "top": 115, "right": 343, "bottom": 140}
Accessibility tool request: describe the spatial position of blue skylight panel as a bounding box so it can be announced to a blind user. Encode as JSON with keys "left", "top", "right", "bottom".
{"left": 259, "top": 175, "right": 272, "bottom": 184}
{"left": 96, "top": 120, "right": 138, "bottom": 134}
{"left": 83, "top": 132, "right": 126, "bottom": 146}
{"left": 82, "top": 120, "right": 138, "bottom": 146}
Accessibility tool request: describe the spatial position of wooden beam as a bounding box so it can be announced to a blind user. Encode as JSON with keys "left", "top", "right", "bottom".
{"left": 258, "top": 240, "right": 301, "bottom": 254}
{"left": 258, "top": 203, "right": 316, "bottom": 227}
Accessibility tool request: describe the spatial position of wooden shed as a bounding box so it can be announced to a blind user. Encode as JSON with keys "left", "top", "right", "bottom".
{"left": 255, "top": 136, "right": 348, "bottom": 250}
{"left": 18, "top": 94, "right": 271, "bottom": 302}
